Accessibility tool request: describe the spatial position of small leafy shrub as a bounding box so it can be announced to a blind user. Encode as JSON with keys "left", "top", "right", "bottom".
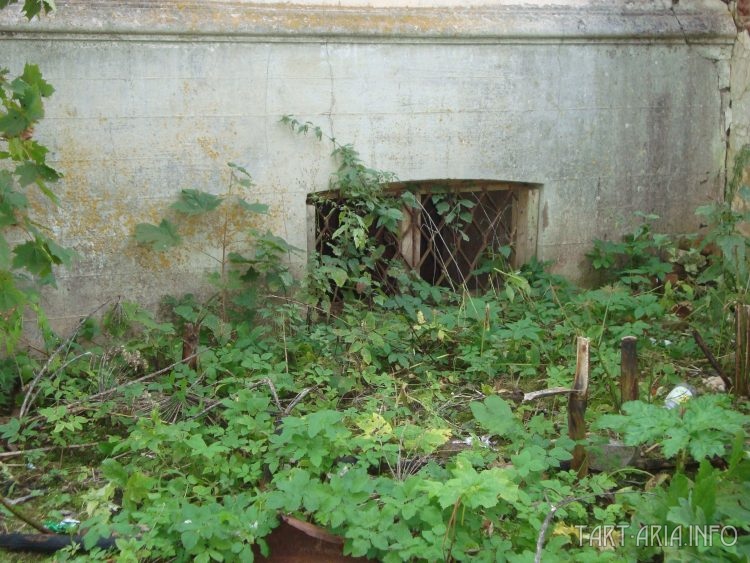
{"left": 282, "top": 115, "right": 416, "bottom": 305}
{"left": 619, "top": 435, "right": 750, "bottom": 562}
{"left": 134, "top": 162, "right": 298, "bottom": 325}
{"left": 587, "top": 213, "right": 675, "bottom": 288}
{"left": 594, "top": 395, "right": 748, "bottom": 465}
{"left": 0, "top": 64, "right": 73, "bottom": 353}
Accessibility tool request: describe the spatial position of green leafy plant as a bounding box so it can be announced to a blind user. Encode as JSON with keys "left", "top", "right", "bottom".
{"left": 0, "top": 64, "right": 73, "bottom": 352}
{"left": 0, "top": 0, "right": 55, "bottom": 20}
{"left": 594, "top": 395, "right": 748, "bottom": 469}
{"left": 282, "top": 115, "right": 416, "bottom": 304}
{"left": 618, "top": 434, "right": 750, "bottom": 562}
{"left": 134, "top": 162, "right": 298, "bottom": 323}
{"left": 588, "top": 213, "right": 675, "bottom": 288}
{"left": 694, "top": 186, "right": 750, "bottom": 293}
{"left": 3, "top": 106, "right": 750, "bottom": 563}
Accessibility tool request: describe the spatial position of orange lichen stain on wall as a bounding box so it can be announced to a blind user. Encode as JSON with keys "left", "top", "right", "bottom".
{"left": 140, "top": 2, "right": 465, "bottom": 37}
{"left": 197, "top": 136, "right": 220, "bottom": 160}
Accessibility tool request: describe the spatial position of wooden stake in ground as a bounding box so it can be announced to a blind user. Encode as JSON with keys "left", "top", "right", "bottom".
{"left": 620, "top": 336, "right": 638, "bottom": 406}
{"left": 736, "top": 303, "right": 750, "bottom": 398}
{"left": 568, "top": 337, "right": 590, "bottom": 478}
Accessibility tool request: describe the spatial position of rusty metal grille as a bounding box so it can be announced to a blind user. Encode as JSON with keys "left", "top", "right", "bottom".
{"left": 308, "top": 180, "right": 535, "bottom": 292}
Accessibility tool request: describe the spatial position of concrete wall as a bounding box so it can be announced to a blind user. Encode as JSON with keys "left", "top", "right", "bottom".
{"left": 729, "top": 1, "right": 750, "bottom": 236}
{"left": 0, "top": 0, "right": 737, "bottom": 324}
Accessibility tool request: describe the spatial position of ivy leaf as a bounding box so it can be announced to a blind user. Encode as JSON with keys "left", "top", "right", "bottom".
{"left": 170, "top": 189, "right": 222, "bottom": 215}
{"left": 134, "top": 219, "right": 181, "bottom": 251}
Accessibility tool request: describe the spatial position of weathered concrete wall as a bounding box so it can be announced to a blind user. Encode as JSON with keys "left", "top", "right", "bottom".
{"left": 0, "top": 0, "right": 737, "bottom": 324}
{"left": 729, "top": 1, "right": 750, "bottom": 236}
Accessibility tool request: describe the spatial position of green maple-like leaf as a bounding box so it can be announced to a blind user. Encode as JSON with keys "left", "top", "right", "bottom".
{"left": 134, "top": 219, "right": 181, "bottom": 251}
{"left": 170, "top": 189, "right": 222, "bottom": 215}
{"left": 20, "top": 0, "right": 55, "bottom": 20}
{"left": 228, "top": 162, "right": 254, "bottom": 187}
{"left": 20, "top": 63, "right": 54, "bottom": 96}
{"left": 16, "top": 83, "right": 44, "bottom": 122}
{"left": 0, "top": 108, "right": 29, "bottom": 137}
{"left": 0, "top": 237, "right": 10, "bottom": 269}
{"left": 0, "top": 271, "right": 26, "bottom": 312}
{"left": 11, "top": 237, "right": 67, "bottom": 279}
{"left": 15, "top": 161, "right": 60, "bottom": 187}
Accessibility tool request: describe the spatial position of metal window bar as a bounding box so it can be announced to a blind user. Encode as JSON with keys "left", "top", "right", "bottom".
{"left": 307, "top": 180, "right": 539, "bottom": 293}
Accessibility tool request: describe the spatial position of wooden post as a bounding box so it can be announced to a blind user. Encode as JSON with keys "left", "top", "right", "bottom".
{"left": 568, "top": 337, "right": 590, "bottom": 478}
{"left": 736, "top": 304, "right": 750, "bottom": 398}
{"left": 620, "top": 336, "right": 638, "bottom": 406}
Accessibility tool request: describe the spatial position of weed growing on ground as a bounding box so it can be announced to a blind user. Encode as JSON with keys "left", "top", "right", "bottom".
{"left": 1, "top": 119, "right": 749, "bottom": 561}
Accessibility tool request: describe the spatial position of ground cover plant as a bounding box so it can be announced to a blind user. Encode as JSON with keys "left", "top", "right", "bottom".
{"left": 0, "top": 15, "right": 749, "bottom": 557}
{"left": 0, "top": 120, "right": 748, "bottom": 562}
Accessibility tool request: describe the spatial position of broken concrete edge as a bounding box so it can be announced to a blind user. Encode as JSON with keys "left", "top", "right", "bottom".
{"left": 0, "top": 1, "right": 737, "bottom": 43}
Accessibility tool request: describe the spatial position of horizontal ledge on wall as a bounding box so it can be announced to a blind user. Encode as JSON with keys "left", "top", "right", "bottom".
{"left": 0, "top": 1, "right": 738, "bottom": 44}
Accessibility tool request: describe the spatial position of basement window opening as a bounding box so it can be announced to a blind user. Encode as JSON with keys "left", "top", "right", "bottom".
{"left": 307, "top": 179, "right": 540, "bottom": 292}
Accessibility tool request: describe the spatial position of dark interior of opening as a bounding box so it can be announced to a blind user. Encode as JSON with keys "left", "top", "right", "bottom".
{"left": 308, "top": 179, "right": 536, "bottom": 294}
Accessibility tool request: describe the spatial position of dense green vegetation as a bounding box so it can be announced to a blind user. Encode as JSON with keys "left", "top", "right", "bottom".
{"left": 1, "top": 4, "right": 749, "bottom": 559}
{"left": 1, "top": 109, "right": 749, "bottom": 561}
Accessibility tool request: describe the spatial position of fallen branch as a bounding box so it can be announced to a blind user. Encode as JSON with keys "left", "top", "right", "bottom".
{"left": 691, "top": 329, "right": 732, "bottom": 390}
{"left": 0, "top": 491, "right": 51, "bottom": 534}
{"left": 261, "top": 378, "right": 283, "bottom": 412}
{"left": 0, "top": 442, "right": 100, "bottom": 459}
{"left": 20, "top": 300, "right": 114, "bottom": 419}
{"left": 522, "top": 387, "right": 573, "bottom": 402}
{"left": 72, "top": 352, "right": 200, "bottom": 405}
{"left": 188, "top": 399, "right": 223, "bottom": 421}
{"left": 283, "top": 386, "right": 315, "bottom": 415}
{"left": 4, "top": 494, "right": 36, "bottom": 506}
{"left": 534, "top": 490, "right": 658, "bottom": 563}
{"left": 535, "top": 496, "right": 577, "bottom": 563}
